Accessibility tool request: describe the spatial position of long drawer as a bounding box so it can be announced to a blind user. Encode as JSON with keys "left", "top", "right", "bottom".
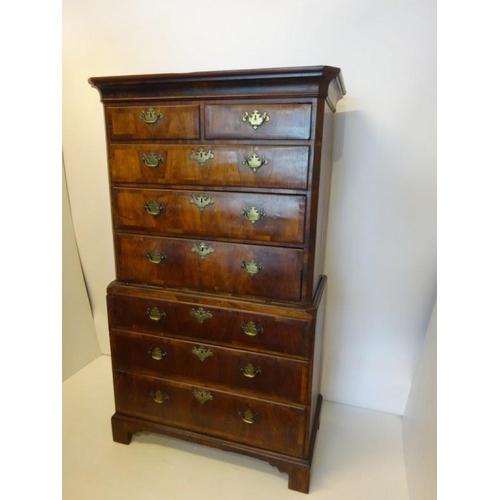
{"left": 115, "top": 234, "right": 303, "bottom": 301}
{"left": 112, "top": 188, "right": 306, "bottom": 244}
{"left": 110, "top": 330, "right": 309, "bottom": 405}
{"left": 108, "top": 144, "right": 310, "bottom": 189}
{"left": 107, "top": 290, "right": 312, "bottom": 358}
{"left": 113, "top": 370, "right": 307, "bottom": 458}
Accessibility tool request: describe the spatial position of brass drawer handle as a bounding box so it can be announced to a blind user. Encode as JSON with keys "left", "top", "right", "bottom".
{"left": 242, "top": 153, "right": 268, "bottom": 173}
{"left": 147, "top": 307, "right": 166, "bottom": 322}
{"left": 142, "top": 152, "right": 164, "bottom": 169}
{"left": 192, "top": 346, "right": 213, "bottom": 362}
{"left": 190, "top": 307, "right": 212, "bottom": 324}
{"left": 144, "top": 200, "right": 165, "bottom": 217}
{"left": 140, "top": 107, "right": 162, "bottom": 124}
{"left": 241, "top": 321, "right": 263, "bottom": 337}
{"left": 149, "top": 390, "right": 169, "bottom": 404}
{"left": 241, "top": 206, "right": 266, "bottom": 224}
{"left": 192, "top": 389, "right": 213, "bottom": 404}
{"left": 241, "top": 260, "right": 263, "bottom": 275}
{"left": 238, "top": 409, "right": 259, "bottom": 424}
{"left": 191, "top": 242, "right": 215, "bottom": 260}
{"left": 239, "top": 363, "right": 261, "bottom": 378}
{"left": 242, "top": 109, "right": 270, "bottom": 130}
{"left": 149, "top": 346, "right": 168, "bottom": 361}
{"left": 146, "top": 250, "right": 166, "bottom": 265}
{"left": 190, "top": 147, "right": 214, "bottom": 166}
{"left": 190, "top": 193, "right": 214, "bottom": 211}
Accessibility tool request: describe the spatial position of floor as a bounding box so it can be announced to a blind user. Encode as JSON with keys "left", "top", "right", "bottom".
{"left": 63, "top": 356, "right": 410, "bottom": 500}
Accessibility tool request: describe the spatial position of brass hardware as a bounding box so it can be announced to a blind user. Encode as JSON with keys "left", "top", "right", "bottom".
{"left": 241, "top": 321, "right": 263, "bottom": 337}
{"left": 144, "top": 200, "right": 165, "bottom": 217}
{"left": 190, "top": 307, "right": 213, "bottom": 324}
{"left": 191, "top": 242, "right": 215, "bottom": 260}
{"left": 147, "top": 307, "right": 166, "bottom": 322}
{"left": 140, "top": 107, "right": 162, "bottom": 124}
{"left": 149, "top": 347, "right": 168, "bottom": 361}
{"left": 142, "top": 152, "right": 164, "bottom": 169}
{"left": 242, "top": 110, "right": 270, "bottom": 130}
{"left": 241, "top": 260, "right": 263, "bottom": 275}
{"left": 190, "top": 193, "right": 214, "bottom": 211}
{"left": 190, "top": 147, "right": 214, "bottom": 166}
{"left": 191, "top": 346, "right": 213, "bottom": 362}
{"left": 241, "top": 206, "right": 266, "bottom": 224}
{"left": 242, "top": 153, "right": 268, "bottom": 173}
{"left": 149, "top": 390, "right": 169, "bottom": 404}
{"left": 239, "top": 363, "right": 261, "bottom": 378}
{"left": 238, "top": 409, "right": 259, "bottom": 424}
{"left": 192, "top": 389, "right": 214, "bottom": 404}
{"left": 146, "top": 250, "right": 166, "bottom": 265}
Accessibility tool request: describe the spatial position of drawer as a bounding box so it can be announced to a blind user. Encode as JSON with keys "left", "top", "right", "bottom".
{"left": 107, "top": 292, "right": 312, "bottom": 358}
{"left": 110, "top": 330, "right": 309, "bottom": 405}
{"left": 108, "top": 144, "right": 309, "bottom": 189}
{"left": 112, "top": 187, "right": 306, "bottom": 244}
{"left": 113, "top": 370, "right": 307, "bottom": 458}
{"left": 205, "top": 103, "right": 312, "bottom": 140}
{"left": 106, "top": 104, "right": 200, "bottom": 140}
{"left": 115, "top": 234, "right": 303, "bottom": 301}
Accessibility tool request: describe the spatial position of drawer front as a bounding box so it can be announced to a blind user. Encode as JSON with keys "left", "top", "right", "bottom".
{"left": 115, "top": 234, "right": 303, "bottom": 301}
{"left": 108, "top": 144, "right": 309, "bottom": 189}
{"left": 111, "top": 330, "right": 309, "bottom": 405}
{"left": 107, "top": 104, "right": 200, "bottom": 140}
{"left": 107, "top": 293, "right": 312, "bottom": 358}
{"left": 112, "top": 188, "right": 306, "bottom": 244}
{"left": 114, "top": 370, "right": 307, "bottom": 457}
{"left": 205, "top": 104, "right": 312, "bottom": 140}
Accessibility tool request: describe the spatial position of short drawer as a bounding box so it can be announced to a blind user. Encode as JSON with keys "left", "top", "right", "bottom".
{"left": 205, "top": 103, "right": 312, "bottom": 140}
{"left": 113, "top": 370, "right": 307, "bottom": 458}
{"left": 107, "top": 292, "right": 312, "bottom": 359}
{"left": 114, "top": 234, "right": 303, "bottom": 302}
{"left": 110, "top": 330, "right": 309, "bottom": 405}
{"left": 112, "top": 187, "right": 306, "bottom": 244}
{"left": 106, "top": 104, "right": 200, "bottom": 140}
{"left": 108, "top": 144, "right": 310, "bottom": 189}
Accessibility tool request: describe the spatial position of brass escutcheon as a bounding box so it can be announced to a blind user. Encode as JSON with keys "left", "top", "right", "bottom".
{"left": 190, "top": 147, "right": 214, "bottom": 166}
{"left": 140, "top": 107, "right": 163, "bottom": 124}
{"left": 146, "top": 250, "right": 166, "bottom": 265}
{"left": 241, "top": 321, "right": 263, "bottom": 337}
{"left": 242, "top": 153, "right": 268, "bottom": 173}
{"left": 241, "top": 260, "right": 263, "bottom": 275}
{"left": 142, "top": 152, "right": 164, "bottom": 169}
{"left": 242, "top": 109, "right": 270, "bottom": 130}
{"left": 238, "top": 409, "right": 259, "bottom": 424}
{"left": 190, "top": 193, "right": 214, "bottom": 211}
{"left": 147, "top": 307, "right": 166, "bottom": 322}
{"left": 241, "top": 206, "right": 266, "bottom": 224}
{"left": 239, "top": 363, "right": 261, "bottom": 378}
{"left": 144, "top": 200, "right": 165, "bottom": 217}
{"left": 192, "top": 389, "right": 214, "bottom": 404}
{"left": 149, "top": 346, "right": 168, "bottom": 361}
{"left": 190, "top": 307, "right": 213, "bottom": 324}
{"left": 191, "top": 242, "right": 215, "bottom": 260}
{"left": 191, "top": 346, "right": 213, "bottom": 362}
{"left": 150, "top": 390, "right": 169, "bottom": 404}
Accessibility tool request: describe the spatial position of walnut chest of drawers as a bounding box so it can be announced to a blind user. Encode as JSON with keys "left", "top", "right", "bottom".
{"left": 89, "top": 66, "right": 345, "bottom": 493}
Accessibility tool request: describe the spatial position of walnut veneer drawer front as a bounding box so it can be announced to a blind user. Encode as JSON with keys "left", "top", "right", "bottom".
{"left": 107, "top": 104, "right": 200, "bottom": 140}
{"left": 205, "top": 104, "right": 312, "bottom": 140}
{"left": 113, "top": 370, "right": 307, "bottom": 457}
{"left": 107, "top": 292, "right": 312, "bottom": 358}
{"left": 108, "top": 144, "right": 310, "bottom": 189}
{"left": 115, "top": 234, "right": 303, "bottom": 301}
{"left": 111, "top": 330, "right": 309, "bottom": 405}
{"left": 112, "top": 187, "right": 306, "bottom": 244}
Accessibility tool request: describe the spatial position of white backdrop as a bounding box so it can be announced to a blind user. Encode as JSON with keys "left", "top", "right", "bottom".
{"left": 62, "top": 0, "right": 436, "bottom": 415}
